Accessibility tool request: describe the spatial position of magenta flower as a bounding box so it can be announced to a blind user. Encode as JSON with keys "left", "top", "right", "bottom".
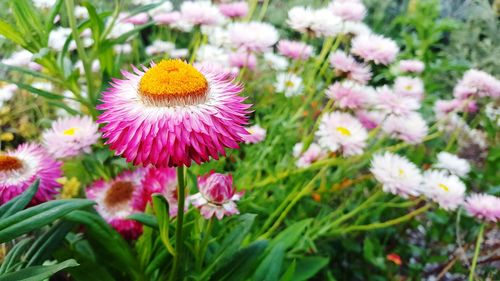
{"left": 97, "top": 59, "right": 251, "bottom": 167}
{"left": 277, "top": 40, "right": 313, "bottom": 60}
{"left": 189, "top": 172, "right": 242, "bottom": 220}
{"left": 0, "top": 143, "right": 62, "bottom": 205}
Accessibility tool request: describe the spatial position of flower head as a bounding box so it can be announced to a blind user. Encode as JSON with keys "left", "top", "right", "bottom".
{"left": 274, "top": 73, "right": 303, "bottom": 97}
{"left": 329, "top": 51, "right": 372, "bottom": 84}
{"left": 351, "top": 34, "right": 399, "bottom": 65}
{"left": 464, "top": 193, "right": 500, "bottom": 222}
{"left": 189, "top": 172, "right": 242, "bottom": 220}
{"left": 316, "top": 112, "right": 368, "bottom": 156}
{"left": 398, "top": 59, "right": 425, "bottom": 73}
{"left": 0, "top": 144, "right": 62, "bottom": 205}
{"left": 382, "top": 113, "right": 428, "bottom": 144}
{"left": 42, "top": 116, "right": 100, "bottom": 159}
{"left": 293, "top": 142, "right": 327, "bottom": 168}
{"left": 97, "top": 59, "right": 251, "bottom": 167}
{"left": 277, "top": 40, "right": 313, "bottom": 60}
{"left": 219, "top": 1, "right": 248, "bottom": 19}
{"left": 287, "top": 6, "right": 342, "bottom": 37}
{"left": 375, "top": 86, "right": 420, "bottom": 116}
{"left": 370, "top": 152, "right": 422, "bottom": 198}
{"left": 453, "top": 69, "right": 500, "bottom": 99}
{"left": 241, "top": 124, "right": 266, "bottom": 144}
{"left": 326, "top": 81, "right": 369, "bottom": 110}
{"left": 228, "top": 22, "right": 279, "bottom": 53}
{"left": 0, "top": 84, "right": 17, "bottom": 107}
{"left": 87, "top": 169, "right": 145, "bottom": 239}
{"left": 180, "top": 1, "right": 223, "bottom": 26}
{"left": 420, "top": 170, "right": 466, "bottom": 211}
{"left": 229, "top": 50, "right": 257, "bottom": 70}
{"left": 435, "top": 152, "right": 470, "bottom": 178}
{"left": 328, "top": 0, "right": 366, "bottom": 22}
{"left": 153, "top": 11, "right": 181, "bottom": 25}
{"left": 394, "top": 77, "right": 424, "bottom": 100}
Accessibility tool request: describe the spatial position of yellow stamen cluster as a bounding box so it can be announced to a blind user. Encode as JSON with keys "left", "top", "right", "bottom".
{"left": 104, "top": 181, "right": 134, "bottom": 209}
{"left": 0, "top": 155, "right": 23, "bottom": 172}
{"left": 438, "top": 183, "right": 449, "bottom": 192}
{"left": 63, "top": 128, "right": 78, "bottom": 136}
{"left": 336, "top": 126, "right": 352, "bottom": 136}
{"left": 139, "top": 59, "right": 208, "bottom": 105}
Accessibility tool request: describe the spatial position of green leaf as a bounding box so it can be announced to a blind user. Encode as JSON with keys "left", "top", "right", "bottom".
{"left": 25, "top": 221, "right": 75, "bottom": 266}
{"left": 291, "top": 257, "right": 329, "bottom": 281}
{"left": 271, "top": 219, "right": 312, "bottom": 250}
{"left": 279, "top": 260, "right": 296, "bottom": 281}
{"left": 0, "top": 180, "right": 39, "bottom": 219}
{"left": 0, "top": 199, "right": 94, "bottom": 243}
{"left": 128, "top": 213, "right": 159, "bottom": 229}
{"left": 0, "top": 239, "right": 32, "bottom": 274}
{"left": 44, "top": 0, "right": 64, "bottom": 35}
{"left": 0, "top": 259, "right": 78, "bottom": 281}
{"left": 253, "top": 242, "right": 285, "bottom": 281}
{"left": 0, "top": 63, "right": 61, "bottom": 84}
{"left": 210, "top": 240, "right": 268, "bottom": 281}
{"left": 1, "top": 80, "right": 63, "bottom": 100}
{"left": 0, "top": 19, "right": 26, "bottom": 46}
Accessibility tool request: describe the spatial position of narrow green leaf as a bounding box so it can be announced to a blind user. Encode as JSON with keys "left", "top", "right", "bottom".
{"left": 0, "top": 180, "right": 39, "bottom": 219}
{"left": 291, "top": 257, "right": 329, "bottom": 281}
{"left": 0, "top": 239, "right": 32, "bottom": 274}
{"left": 0, "top": 259, "right": 78, "bottom": 281}
{"left": 279, "top": 260, "right": 296, "bottom": 281}
{"left": 253, "top": 242, "right": 286, "bottom": 281}
{"left": 0, "top": 63, "right": 61, "bottom": 84}
{"left": 128, "top": 213, "right": 159, "bottom": 229}
{"left": 271, "top": 219, "right": 312, "bottom": 250}
{"left": 1, "top": 80, "right": 63, "bottom": 100}
{"left": 45, "top": 0, "right": 64, "bottom": 35}
{"left": 26, "top": 221, "right": 75, "bottom": 266}
{"left": 0, "top": 19, "right": 26, "bottom": 46}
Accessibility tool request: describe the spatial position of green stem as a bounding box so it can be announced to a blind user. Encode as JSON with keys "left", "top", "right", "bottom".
{"left": 258, "top": 0, "right": 270, "bottom": 20}
{"left": 468, "top": 223, "right": 485, "bottom": 281}
{"left": 197, "top": 218, "right": 214, "bottom": 271}
{"left": 169, "top": 166, "right": 186, "bottom": 281}
{"left": 245, "top": 0, "right": 259, "bottom": 21}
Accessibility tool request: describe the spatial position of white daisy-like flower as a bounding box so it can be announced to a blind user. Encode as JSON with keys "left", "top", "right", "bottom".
{"left": 310, "top": 9, "right": 343, "bottom": 37}
{"left": 180, "top": 0, "right": 223, "bottom": 26}
{"left": 108, "top": 22, "right": 135, "bottom": 39}
{"left": 382, "top": 113, "right": 428, "bottom": 144}
{"left": 263, "top": 53, "right": 289, "bottom": 71}
{"left": 48, "top": 27, "right": 74, "bottom": 51}
{"left": 316, "top": 112, "right": 368, "bottom": 156}
{"left": 420, "top": 170, "right": 466, "bottom": 211}
{"left": 370, "top": 152, "right": 422, "bottom": 198}
{"left": 394, "top": 76, "right": 424, "bottom": 100}
{"left": 145, "top": 40, "right": 175, "bottom": 56}
{"left": 75, "top": 6, "right": 89, "bottom": 19}
{"left": 435, "top": 152, "right": 471, "bottom": 178}
{"left": 201, "top": 26, "right": 232, "bottom": 47}
{"left": 228, "top": 22, "right": 279, "bottom": 53}
{"left": 196, "top": 45, "right": 230, "bottom": 68}
{"left": 375, "top": 85, "right": 420, "bottom": 116}
{"left": 287, "top": 6, "right": 316, "bottom": 34}
{"left": 114, "top": 44, "right": 133, "bottom": 54}
{"left": 274, "top": 73, "right": 303, "bottom": 97}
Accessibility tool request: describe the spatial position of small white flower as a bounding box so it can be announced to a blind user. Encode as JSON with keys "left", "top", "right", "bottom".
{"left": 316, "top": 112, "right": 368, "bottom": 156}
{"left": 274, "top": 73, "right": 303, "bottom": 97}
{"left": 48, "top": 27, "right": 73, "bottom": 51}
{"left": 420, "top": 170, "right": 466, "bottom": 211}
{"left": 196, "top": 45, "right": 229, "bottom": 67}
{"left": 33, "top": 0, "right": 56, "bottom": 9}
{"left": 145, "top": 40, "right": 175, "bottom": 56}
{"left": 382, "top": 113, "right": 428, "bottom": 144}
{"left": 0, "top": 84, "right": 17, "bottom": 107}
{"left": 435, "top": 152, "right": 470, "bottom": 178}
{"left": 263, "top": 53, "right": 289, "bottom": 71}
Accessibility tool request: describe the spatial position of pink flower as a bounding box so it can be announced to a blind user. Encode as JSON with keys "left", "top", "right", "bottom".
{"left": 453, "top": 69, "right": 500, "bottom": 99}
{"left": 464, "top": 193, "right": 500, "bottom": 222}
{"left": 0, "top": 143, "right": 62, "bottom": 205}
{"left": 180, "top": 1, "right": 223, "bottom": 26}
{"left": 277, "top": 40, "right": 313, "bottom": 60}
{"left": 351, "top": 34, "right": 399, "bottom": 65}
{"left": 189, "top": 172, "right": 242, "bottom": 220}
{"left": 153, "top": 11, "right": 181, "bottom": 25}
{"left": 326, "top": 81, "right": 368, "bottom": 110}
{"left": 97, "top": 59, "right": 251, "bottom": 168}
{"left": 375, "top": 86, "right": 420, "bottom": 116}
{"left": 219, "top": 1, "right": 248, "bottom": 19}
{"left": 228, "top": 22, "right": 279, "bottom": 53}
{"left": 122, "top": 12, "right": 149, "bottom": 25}
{"left": 328, "top": 0, "right": 366, "bottom": 22}
{"left": 394, "top": 76, "right": 424, "bottom": 100}
{"left": 382, "top": 113, "right": 428, "bottom": 144}
{"left": 241, "top": 124, "right": 266, "bottom": 144}
{"left": 87, "top": 169, "right": 146, "bottom": 239}
{"left": 356, "top": 110, "right": 385, "bottom": 130}
{"left": 398, "top": 59, "right": 425, "bottom": 73}
{"left": 329, "top": 51, "right": 372, "bottom": 84}
{"left": 293, "top": 142, "right": 327, "bottom": 168}
{"left": 229, "top": 50, "right": 257, "bottom": 70}
{"left": 434, "top": 99, "right": 478, "bottom": 118}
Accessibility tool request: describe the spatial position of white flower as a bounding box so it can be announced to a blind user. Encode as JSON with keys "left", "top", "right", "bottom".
{"left": 394, "top": 76, "right": 424, "bottom": 99}
{"left": 180, "top": 1, "right": 223, "bottom": 26}
{"left": 201, "top": 26, "right": 231, "bottom": 47}
{"left": 287, "top": 6, "right": 316, "bottom": 34}
{"left": 108, "top": 22, "right": 135, "bottom": 39}
{"left": 310, "top": 9, "right": 342, "bottom": 37}
{"left": 263, "top": 53, "right": 289, "bottom": 71}
{"left": 169, "top": 48, "right": 189, "bottom": 58}
{"left": 75, "top": 6, "right": 89, "bottom": 19}
{"left": 114, "top": 44, "right": 132, "bottom": 54}
{"left": 196, "top": 45, "right": 229, "bottom": 67}
{"left": 32, "top": 81, "right": 54, "bottom": 92}
{"left": 145, "top": 40, "right": 175, "bottom": 56}
{"left": 375, "top": 86, "right": 420, "bottom": 116}
{"left": 420, "top": 170, "right": 466, "bottom": 210}
{"left": 340, "top": 21, "right": 372, "bottom": 36}
{"left": 274, "top": 73, "right": 303, "bottom": 97}
{"left": 382, "top": 113, "right": 428, "bottom": 144}
{"left": 33, "top": 0, "right": 56, "bottom": 9}
{"left": 316, "top": 112, "right": 368, "bottom": 156}
{"left": 435, "top": 152, "right": 470, "bottom": 178}
{"left": 293, "top": 142, "right": 327, "bottom": 168}
{"left": 48, "top": 27, "right": 73, "bottom": 51}
{"left": 228, "top": 22, "right": 279, "bottom": 53}
{"left": 149, "top": 1, "right": 173, "bottom": 16}
{"left": 0, "top": 84, "right": 17, "bottom": 107}
{"left": 370, "top": 152, "right": 423, "bottom": 197}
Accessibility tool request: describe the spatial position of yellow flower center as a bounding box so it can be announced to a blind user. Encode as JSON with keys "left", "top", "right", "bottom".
{"left": 0, "top": 155, "right": 23, "bottom": 172}
{"left": 138, "top": 59, "right": 208, "bottom": 106}
{"left": 63, "top": 127, "right": 78, "bottom": 136}
{"left": 437, "top": 183, "right": 449, "bottom": 192}
{"left": 404, "top": 85, "right": 413, "bottom": 91}
{"left": 398, "top": 169, "right": 405, "bottom": 176}
{"left": 285, "top": 80, "right": 295, "bottom": 88}
{"left": 336, "top": 126, "right": 351, "bottom": 136}
{"left": 104, "top": 181, "right": 135, "bottom": 209}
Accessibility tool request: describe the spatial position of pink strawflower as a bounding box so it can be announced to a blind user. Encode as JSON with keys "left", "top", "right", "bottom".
{"left": 153, "top": 11, "right": 181, "bottom": 25}
{"left": 316, "top": 112, "right": 368, "bottom": 156}
{"left": 398, "top": 59, "right": 425, "bottom": 73}
{"left": 229, "top": 50, "right": 257, "bottom": 70}
{"left": 420, "top": 170, "right": 466, "bottom": 211}
{"left": 394, "top": 76, "right": 424, "bottom": 100}
{"left": 356, "top": 110, "right": 385, "bottom": 130}
{"left": 453, "top": 69, "right": 500, "bottom": 99}
{"left": 351, "top": 34, "right": 399, "bottom": 65}
{"left": 181, "top": 1, "right": 223, "bottom": 26}
{"left": 122, "top": 12, "right": 149, "bottom": 25}
{"left": 329, "top": 51, "right": 372, "bottom": 84}
{"left": 375, "top": 86, "right": 420, "bottom": 116}
{"left": 293, "top": 142, "right": 327, "bottom": 168}
{"left": 41, "top": 116, "right": 100, "bottom": 159}
{"left": 219, "top": 1, "right": 248, "bottom": 19}
{"left": 434, "top": 99, "right": 478, "bottom": 117}
{"left": 132, "top": 166, "right": 186, "bottom": 217}
{"left": 277, "top": 40, "right": 313, "bottom": 60}
{"left": 97, "top": 59, "right": 251, "bottom": 168}
{"left": 328, "top": 0, "right": 366, "bottom": 22}
{"left": 0, "top": 144, "right": 62, "bottom": 205}
{"left": 241, "top": 124, "right": 266, "bottom": 144}
{"left": 464, "top": 193, "right": 500, "bottom": 222}
{"left": 87, "top": 169, "right": 146, "bottom": 239}
{"left": 228, "top": 22, "right": 279, "bottom": 53}
{"left": 326, "top": 81, "right": 367, "bottom": 110}
{"left": 189, "top": 171, "right": 242, "bottom": 220}
{"left": 382, "top": 113, "right": 428, "bottom": 144}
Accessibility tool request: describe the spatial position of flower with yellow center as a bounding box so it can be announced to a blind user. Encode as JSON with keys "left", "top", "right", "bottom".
{"left": 421, "top": 170, "right": 466, "bottom": 210}
{"left": 316, "top": 112, "right": 368, "bottom": 156}
{"left": 97, "top": 59, "right": 251, "bottom": 167}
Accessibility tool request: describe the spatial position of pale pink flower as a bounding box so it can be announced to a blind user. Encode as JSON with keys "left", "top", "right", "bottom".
{"left": 122, "top": 12, "right": 149, "bottom": 25}
{"left": 229, "top": 50, "right": 257, "bottom": 70}
{"left": 293, "top": 142, "right": 327, "bottom": 168}
{"left": 189, "top": 172, "right": 242, "bottom": 220}
{"left": 375, "top": 86, "right": 420, "bottom": 116}
{"left": 241, "top": 124, "right": 266, "bottom": 144}
{"left": 277, "top": 40, "right": 313, "bottom": 60}
{"left": 328, "top": 0, "right": 366, "bottom": 22}
{"left": 329, "top": 51, "right": 372, "bottom": 84}
{"left": 382, "top": 113, "right": 428, "bottom": 144}
{"left": 394, "top": 76, "right": 424, "bottom": 100}
{"left": 398, "top": 59, "right": 425, "bottom": 73}
{"left": 434, "top": 99, "right": 478, "bottom": 118}
{"left": 326, "top": 81, "right": 367, "bottom": 110}
{"left": 219, "top": 1, "right": 248, "bottom": 19}
{"left": 316, "top": 112, "right": 368, "bottom": 156}
{"left": 356, "top": 110, "right": 385, "bottom": 130}
{"left": 153, "top": 11, "right": 181, "bottom": 25}
{"left": 228, "top": 22, "right": 279, "bottom": 53}
{"left": 181, "top": 1, "right": 223, "bottom": 26}
{"left": 453, "top": 69, "right": 500, "bottom": 99}
{"left": 464, "top": 193, "right": 500, "bottom": 222}
{"left": 351, "top": 34, "right": 399, "bottom": 65}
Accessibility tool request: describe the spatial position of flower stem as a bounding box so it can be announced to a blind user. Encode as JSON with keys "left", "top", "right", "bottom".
{"left": 169, "top": 166, "right": 186, "bottom": 281}
{"left": 197, "top": 218, "right": 214, "bottom": 271}
{"left": 468, "top": 223, "right": 485, "bottom": 281}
